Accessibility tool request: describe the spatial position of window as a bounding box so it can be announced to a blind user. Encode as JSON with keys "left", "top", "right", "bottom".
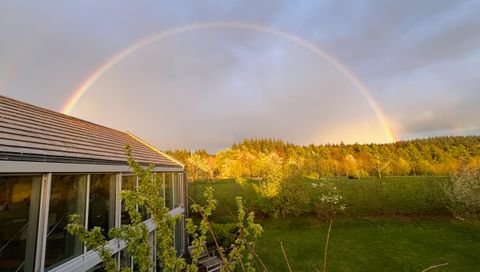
{"left": 0, "top": 175, "right": 41, "bottom": 272}
{"left": 119, "top": 250, "right": 132, "bottom": 270}
{"left": 45, "top": 175, "right": 87, "bottom": 270}
{"left": 156, "top": 172, "right": 165, "bottom": 205}
{"left": 174, "top": 216, "right": 184, "bottom": 256}
{"left": 121, "top": 175, "right": 136, "bottom": 225}
{"left": 164, "top": 173, "right": 173, "bottom": 210}
{"left": 88, "top": 174, "right": 116, "bottom": 237}
{"left": 173, "top": 173, "right": 183, "bottom": 208}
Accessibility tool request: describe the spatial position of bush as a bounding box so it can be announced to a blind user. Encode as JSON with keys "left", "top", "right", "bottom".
{"left": 256, "top": 174, "right": 311, "bottom": 218}
{"left": 444, "top": 166, "right": 480, "bottom": 219}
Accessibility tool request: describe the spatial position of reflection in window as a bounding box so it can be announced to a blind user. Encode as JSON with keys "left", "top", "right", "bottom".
{"left": 173, "top": 173, "right": 182, "bottom": 208}
{"left": 88, "top": 174, "right": 116, "bottom": 237}
{"left": 121, "top": 175, "right": 135, "bottom": 225}
{"left": 174, "top": 216, "right": 184, "bottom": 256}
{"left": 164, "top": 173, "right": 173, "bottom": 210}
{"left": 156, "top": 173, "right": 165, "bottom": 205}
{"left": 0, "top": 175, "right": 41, "bottom": 272}
{"left": 119, "top": 249, "right": 132, "bottom": 270}
{"left": 86, "top": 263, "right": 105, "bottom": 272}
{"left": 148, "top": 231, "right": 156, "bottom": 266}
{"left": 45, "top": 175, "right": 87, "bottom": 269}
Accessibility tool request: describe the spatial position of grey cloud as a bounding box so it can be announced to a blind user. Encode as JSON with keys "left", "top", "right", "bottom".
{"left": 1, "top": 1, "right": 479, "bottom": 150}
{"left": 378, "top": 49, "right": 480, "bottom": 137}
{"left": 70, "top": 29, "right": 386, "bottom": 151}
{"left": 317, "top": 1, "right": 479, "bottom": 79}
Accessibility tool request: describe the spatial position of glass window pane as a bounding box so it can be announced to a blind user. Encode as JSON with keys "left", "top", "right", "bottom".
{"left": 121, "top": 176, "right": 135, "bottom": 225}
{"left": 45, "top": 175, "right": 87, "bottom": 270}
{"left": 119, "top": 250, "right": 132, "bottom": 270}
{"left": 174, "top": 216, "right": 184, "bottom": 257}
{"left": 88, "top": 174, "right": 116, "bottom": 237}
{"left": 156, "top": 173, "right": 165, "bottom": 204}
{"left": 164, "top": 173, "right": 173, "bottom": 210}
{"left": 173, "top": 173, "right": 182, "bottom": 208}
{"left": 148, "top": 231, "right": 155, "bottom": 265}
{"left": 86, "top": 263, "right": 105, "bottom": 272}
{"left": 0, "top": 175, "right": 41, "bottom": 272}
{"left": 179, "top": 173, "right": 183, "bottom": 207}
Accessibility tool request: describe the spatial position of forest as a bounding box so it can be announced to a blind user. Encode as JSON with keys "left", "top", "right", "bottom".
{"left": 167, "top": 136, "right": 480, "bottom": 181}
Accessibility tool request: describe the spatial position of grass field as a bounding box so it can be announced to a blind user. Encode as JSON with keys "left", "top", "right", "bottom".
{"left": 320, "top": 176, "right": 449, "bottom": 216}
{"left": 255, "top": 217, "right": 480, "bottom": 272}
{"left": 188, "top": 176, "right": 450, "bottom": 219}
{"left": 188, "top": 176, "right": 480, "bottom": 271}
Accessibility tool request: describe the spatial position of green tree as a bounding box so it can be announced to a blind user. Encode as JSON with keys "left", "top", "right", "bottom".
{"left": 187, "top": 152, "right": 216, "bottom": 181}
{"left": 273, "top": 174, "right": 310, "bottom": 218}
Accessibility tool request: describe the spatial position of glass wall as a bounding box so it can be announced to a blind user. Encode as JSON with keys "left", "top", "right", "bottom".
{"left": 174, "top": 216, "right": 184, "bottom": 257}
{"left": 88, "top": 174, "right": 116, "bottom": 237}
{"left": 45, "top": 175, "right": 87, "bottom": 270}
{"left": 0, "top": 175, "right": 41, "bottom": 272}
{"left": 119, "top": 250, "right": 132, "bottom": 270}
{"left": 0, "top": 170, "right": 184, "bottom": 271}
{"left": 164, "top": 173, "right": 173, "bottom": 210}
{"left": 119, "top": 175, "right": 134, "bottom": 272}
{"left": 121, "top": 175, "right": 136, "bottom": 226}
{"left": 156, "top": 172, "right": 165, "bottom": 206}
{"left": 173, "top": 173, "right": 183, "bottom": 208}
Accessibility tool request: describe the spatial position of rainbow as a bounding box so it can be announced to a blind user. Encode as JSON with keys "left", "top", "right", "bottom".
{"left": 62, "top": 21, "right": 397, "bottom": 142}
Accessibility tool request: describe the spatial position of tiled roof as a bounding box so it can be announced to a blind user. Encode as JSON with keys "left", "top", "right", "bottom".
{"left": 0, "top": 95, "right": 182, "bottom": 168}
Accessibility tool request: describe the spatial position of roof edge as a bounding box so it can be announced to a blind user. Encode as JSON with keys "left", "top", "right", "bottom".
{"left": 126, "top": 132, "right": 185, "bottom": 169}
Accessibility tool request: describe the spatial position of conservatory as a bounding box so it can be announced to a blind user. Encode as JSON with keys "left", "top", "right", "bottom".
{"left": 0, "top": 95, "right": 187, "bottom": 272}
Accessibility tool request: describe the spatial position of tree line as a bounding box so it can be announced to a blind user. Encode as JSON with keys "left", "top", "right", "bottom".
{"left": 166, "top": 136, "right": 480, "bottom": 181}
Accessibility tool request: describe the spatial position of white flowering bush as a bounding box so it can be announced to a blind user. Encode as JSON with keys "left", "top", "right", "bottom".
{"left": 312, "top": 182, "right": 346, "bottom": 219}
{"left": 444, "top": 166, "right": 480, "bottom": 219}
{"left": 312, "top": 181, "right": 346, "bottom": 272}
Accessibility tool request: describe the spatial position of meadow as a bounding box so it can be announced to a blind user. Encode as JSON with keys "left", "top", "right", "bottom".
{"left": 188, "top": 176, "right": 450, "bottom": 219}
{"left": 188, "top": 176, "right": 480, "bottom": 271}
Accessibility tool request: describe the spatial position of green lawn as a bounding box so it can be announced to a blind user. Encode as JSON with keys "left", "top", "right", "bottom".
{"left": 319, "top": 176, "right": 449, "bottom": 216}
{"left": 188, "top": 176, "right": 450, "bottom": 219}
{"left": 255, "top": 218, "right": 480, "bottom": 272}
{"left": 188, "top": 177, "right": 480, "bottom": 271}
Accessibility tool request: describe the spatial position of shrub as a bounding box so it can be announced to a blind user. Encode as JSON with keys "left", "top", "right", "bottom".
{"left": 444, "top": 166, "right": 480, "bottom": 219}
{"left": 273, "top": 175, "right": 311, "bottom": 218}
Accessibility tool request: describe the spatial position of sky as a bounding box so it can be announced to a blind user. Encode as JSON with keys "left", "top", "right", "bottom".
{"left": 1, "top": 1, "right": 479, "bottom": 152}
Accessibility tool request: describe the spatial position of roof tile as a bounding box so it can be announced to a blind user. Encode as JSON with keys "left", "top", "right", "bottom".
{"left": 0, "top": 95, "right": 182, "bottom": 168}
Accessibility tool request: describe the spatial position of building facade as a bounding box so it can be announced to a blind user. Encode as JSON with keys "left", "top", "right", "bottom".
{"left": 0, "top": 95, "right": 187, "bottom": 272}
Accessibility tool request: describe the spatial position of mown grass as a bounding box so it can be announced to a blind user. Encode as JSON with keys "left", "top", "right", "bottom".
{"left": 255, "top": 217, "right": 480, "bottom": 272}
{"left": 188, "top": 178, "right": 259, "bottom": 221}
{"left": 319, "top": 176, "right": 449, "bottom": 216}
{"left": 188, "top": 176, "right": 480, "bottom": 271}
{"left": 188, "top": 176, "right": 450, "bottom": 219}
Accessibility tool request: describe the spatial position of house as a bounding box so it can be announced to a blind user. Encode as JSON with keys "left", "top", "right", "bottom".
{"left": 0, "top": 95, "right": 187, "bottom": 272}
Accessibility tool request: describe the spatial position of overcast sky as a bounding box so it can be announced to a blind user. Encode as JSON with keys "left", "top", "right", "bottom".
{"left": 1, "top": 1, "right": 479, "bottom": 151}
